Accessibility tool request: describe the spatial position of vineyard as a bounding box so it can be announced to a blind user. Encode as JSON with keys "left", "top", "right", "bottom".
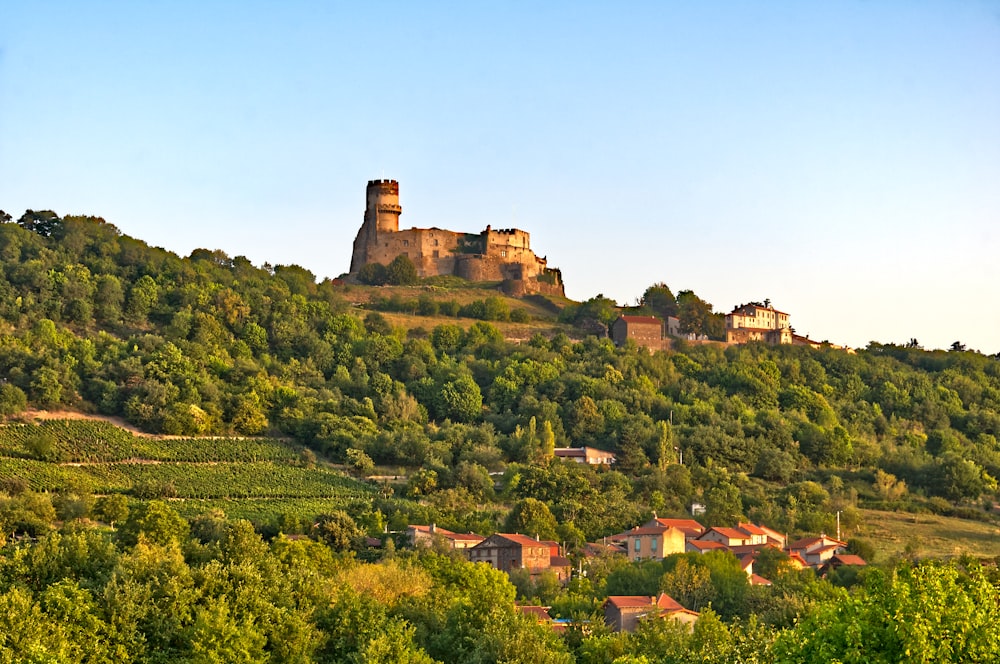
{"left": 0, "top": 420, "right": 376, "bottom": 517}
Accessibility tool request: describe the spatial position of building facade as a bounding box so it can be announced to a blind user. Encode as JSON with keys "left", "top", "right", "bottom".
{"left": 725, "top": 303, "right": 792, "bottom": 345}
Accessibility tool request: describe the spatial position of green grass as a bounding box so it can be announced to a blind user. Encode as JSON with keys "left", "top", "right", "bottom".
{"left": 858, "top": 509, "right": 1000, "bottom": 561}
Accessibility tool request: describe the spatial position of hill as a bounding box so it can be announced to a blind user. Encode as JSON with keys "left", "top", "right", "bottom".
{"left": 0, "top": 209, "right": 999, "bottom": 555}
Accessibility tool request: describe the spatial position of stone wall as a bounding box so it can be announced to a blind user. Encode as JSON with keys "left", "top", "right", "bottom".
{"left": 348, "top": 181, "right": 563, "bottom": 296}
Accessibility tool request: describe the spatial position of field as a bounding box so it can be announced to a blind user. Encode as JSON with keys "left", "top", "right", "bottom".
{"left": 0, "top": 420, "right": 376, "bottom": 522}
{"left": 858, "top": 509, "right": 1000, "bottom": 560}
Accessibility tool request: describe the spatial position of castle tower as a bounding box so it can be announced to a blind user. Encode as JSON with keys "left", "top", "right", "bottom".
{"left": 366, "top": 179, "right": 401, "bottom": 235}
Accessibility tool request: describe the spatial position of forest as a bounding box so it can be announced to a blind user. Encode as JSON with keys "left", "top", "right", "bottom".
{"left": 1, "top": 209, "right": 999, "bottom": 662}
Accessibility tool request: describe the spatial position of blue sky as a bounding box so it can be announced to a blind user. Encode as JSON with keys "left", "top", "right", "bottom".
{"left": 2, "top": 2, "right": 998, "bottom": 353}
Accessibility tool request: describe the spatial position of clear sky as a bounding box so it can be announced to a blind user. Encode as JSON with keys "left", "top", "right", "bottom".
{"left": 2, "top": 2, "right": 998, "bottom": 353}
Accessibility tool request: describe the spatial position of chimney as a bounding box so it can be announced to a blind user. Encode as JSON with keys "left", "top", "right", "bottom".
{"left": 430, "top": 523, "right": 436, "bottom": 534}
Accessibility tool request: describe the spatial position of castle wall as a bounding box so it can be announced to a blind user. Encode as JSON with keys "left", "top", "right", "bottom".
{"left": 348, "top": 180, "right": 562, "bottom": 295}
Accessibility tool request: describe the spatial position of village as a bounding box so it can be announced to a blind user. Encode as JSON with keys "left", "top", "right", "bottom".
{"left": 403, "top": 445, "right": 867, "bottom": 635}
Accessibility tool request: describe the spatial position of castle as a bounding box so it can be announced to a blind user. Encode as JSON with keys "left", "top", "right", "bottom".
{"left": 349, "top": 180, "right": 563, "bottom": 296}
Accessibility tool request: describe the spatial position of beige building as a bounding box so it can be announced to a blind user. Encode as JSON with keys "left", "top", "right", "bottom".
{"left": 624, "top": 525, "right": 686, "bottom": 562}
{"left": 349, "top": 179, "right": 563, "bottom": 296}
{"left": 725, "top": 303, "right": 792, "bottom": 345}
{"left": 553, "top": 446, "right": 616, "bottom": 466}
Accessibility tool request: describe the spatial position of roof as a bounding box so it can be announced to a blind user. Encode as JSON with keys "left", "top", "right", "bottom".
{"left": 616, "top": 315, "right": 662, "bottom": 325}
{"left": 830, "top": 554, "right": 867, "bottom": 567}
{"left": 756, "top": 524, "right": 785, "bottom": 541}
{"left": 789, "top": 536, "right": 847, "bottom": 551}
{"left": 518, "top": 606, "right": 553, "bottom": 621}
{"left": 750, "top": 574, "right": 772, "bottom": 586}
{"left": 628, "top": 525, "right": 673, "bottom": 536}
{"left": 702, "top": 527, "right": 750, "bottom": 541}
{"left": 550, "top": 555, "right": 573, "bottom": 567}
{"left": 648, "top": 518, "right": 705, "bottom": 536}
{"left": 655, "top": 593, "right": 685, "bottom": 611}
{"left": 605, "top": 595, "right": 656, "bottom": 609}
{"left": 409, "top": 525, "right": 484, "bottom": 543}
{"left": 729, "top": 304, "right": 788, "bottom": 316}
{"left": 687, "top": 540, "right": 727, "bottom": 552}
{"left": 583, "top": 541, "right": 626, "bottom": 557}
{"left": 491, "top": 533, "right": 549, "bottom": 547}
{"left": 737, "top": 523, "right": 768, "bottom": 536}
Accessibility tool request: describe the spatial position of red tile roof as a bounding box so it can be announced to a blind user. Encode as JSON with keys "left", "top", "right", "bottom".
{"left": 750, "top": 574, "right": 772, "bottom": 586}
{"left": 655, "top": 593, "right": 685, "bottom": 612}
{"left": 649, "top": 518, "right": 705, "bottom": 536}
{"left": 830, "top": 554, "right": 867, "bottom": 567}
{"left": 628, "top": 526, "right": 671, "bottom": 536}
{"left": 703, "top": 527, "right": 751, "bottom": 541}
{"left": 737, "top": 523, "right": 767, "bottom": 536}
{"left": 494, "top": 533, "right": 548, "bottom": 547}
{"left": 688, "top": 540, "right": 727, "bottom": 552}
{"left": 605, "top": 595, "right": 656, "bottom": 609}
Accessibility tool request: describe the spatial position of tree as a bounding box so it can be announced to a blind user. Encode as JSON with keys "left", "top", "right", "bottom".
{"left": 660, "top": 556, "right": 716, "bottom": 610}
{"left": 385, "top": 254, "right": 419, "bottom": 285}
{"left": 358, "top": 262, "right": 388, "bottom": 285}
{"left": 0, "top": 383, "right": 28, "bottom": 417}
{"left": 313, "top": 510, "right": 363, "bottom": 552}
{"left": 773, "top": 563, "right": 1000, "bottom": 663}
{"left": 641, "top": 283, "right": 678, "bottom": 318}
{"left": 504, "top": 498, "right": 558, "bottom": 541}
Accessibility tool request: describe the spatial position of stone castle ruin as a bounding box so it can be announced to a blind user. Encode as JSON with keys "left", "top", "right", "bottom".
{"left": 349, "top": 180, "right": 563, "bottom": 296}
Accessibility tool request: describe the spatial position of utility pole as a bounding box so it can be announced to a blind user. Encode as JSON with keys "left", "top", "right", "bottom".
{"left": 836, "top": 510, "right": 842, "bottom": 541}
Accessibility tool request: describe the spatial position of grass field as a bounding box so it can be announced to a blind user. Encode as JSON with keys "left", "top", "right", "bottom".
{"left": 858, "top": 509, "right": 1000, "bottom": 561}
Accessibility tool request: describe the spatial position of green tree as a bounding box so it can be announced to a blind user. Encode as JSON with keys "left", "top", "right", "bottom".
{"left": 504, "top": 498, "right": 558, "bottom": 541}
{"left": 313, "top": 510, "right": 363, "bottom": 552}
{"left": 385, "top": 254, "right": 419, "bottom": 285}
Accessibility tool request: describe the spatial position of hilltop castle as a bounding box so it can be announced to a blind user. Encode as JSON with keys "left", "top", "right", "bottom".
{"left": 349, "top": 180, "right": 563, "bottom": 296}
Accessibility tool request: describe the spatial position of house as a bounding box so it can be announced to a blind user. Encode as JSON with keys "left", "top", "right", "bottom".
{"left": 604, "top": 593, "right": 699, "bottom": 633}
{"left": 624, "top": 525, "right": 686, "bottom": 562}
{"left": 756, "top": 524, "right": 787, "bottom": 549}
{"left": 696, "top": 526, "right": 755, "bottom": 548}
{"left": 736, "top": 523, "right": 769, "bottom": 546}
{"left": 610, "top": 315, "right": 666, "bottom": 350}
{"left": 644, "top": 517, "right": 705, "bottom": 540}
{"left": 725, "top": 303, "right": 792, "bottom": 345}
{"left": 469, "top": 533, "right": 566, "bottom": 579}
{"left": 819, "top": 554, "right": 867, "bottom": 576}
{"left": 788, "top": 535, "right": 848, "bottom": 567}
{"left": 554, "top": 446, "right": 616, "bottom": 466}
{"left": 407, "top": 524, "right": 485, "bottom": 550}
{"left": 686, "top": 539, "right": 728, "bottom": 554}
{"left": 583, "top": 541, "right": 626, "bottom": 558}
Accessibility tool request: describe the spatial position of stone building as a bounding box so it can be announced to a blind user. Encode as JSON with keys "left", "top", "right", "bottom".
{"left": 468, "top": 533, "right": 554, "bottom": 575}
{"left": 725, "top": 303, "right": 792, "bottom": 345}
{"left": 610, "top": 315, "right": 667, "bottom": 350}
{"left": 349, "top": 179, "right": 563, "bottom": 296}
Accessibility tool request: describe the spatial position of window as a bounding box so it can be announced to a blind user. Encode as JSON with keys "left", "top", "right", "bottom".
{"left": 651, "top": 539, "right": 657, "bottom": 552}
{"left": 634, "top": 539, "right": 641, "bottom": 552}
{"left": 500, "top": 250, "right": 507, "bottom": 258}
